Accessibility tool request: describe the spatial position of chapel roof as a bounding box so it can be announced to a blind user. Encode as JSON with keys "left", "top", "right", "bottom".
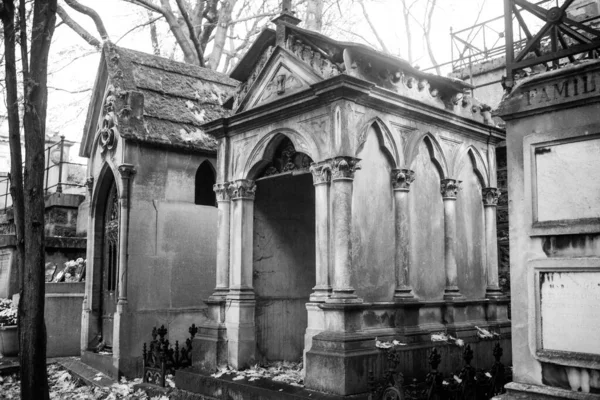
{"left": 80, "top": 43, "right": 238, "bottom": 157}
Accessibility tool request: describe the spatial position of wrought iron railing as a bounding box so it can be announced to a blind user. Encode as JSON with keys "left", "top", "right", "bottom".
{"left": 142, "top": 324, "right": 198, "bottom": 387}
{"left": 368, "top": 342, "right": 511, "bottom": 400}
{"left": 424, "top": 0, "right": 600, "bottom": 79}
{"left": 0, "top": 136, "right": 86, "bottom": 210}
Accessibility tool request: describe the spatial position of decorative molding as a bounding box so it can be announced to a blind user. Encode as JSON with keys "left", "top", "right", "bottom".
{"left": 98, "top": 87, "right": 119, "bottom": 154}
{"left": 258, "top": 138, "right": 312, "bottom": 178}
{"left": 257, "top": 69, "right": 304, "bottom": 105}
{"left": 213, "top": 183, "right": 231, "bottom": 202}
{"left": 310, "top": 162, "right": 331, "bottom": 185}
{"left": 285, "top": 35, "right": 342, "bottom": 78}
{"left": 440, "top": 179, "right": 461, "bottom": 199}
{"left": 85, "top": 177, "right": 94, "bottom": 194}
{"left": 330, "top": 157, "right": 361, "bottom": 180}
{"left": 228, "top": 179, "right": 256, "bottom": 200}
{"left": 232, "top": 46, "right": 275, "bottom": 110}
{"left": 482, "top": 187, "right": 501, "bottom": 206}
{"left": 391, "top": 169, "right": 415, "bottom": 191}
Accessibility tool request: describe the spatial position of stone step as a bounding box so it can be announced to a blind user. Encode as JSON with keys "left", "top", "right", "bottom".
{"left": 175, "top": 367, "right": 369, "bottom": 400}
{"left": 55, "top": 356, "right": 116, "bottom": 388}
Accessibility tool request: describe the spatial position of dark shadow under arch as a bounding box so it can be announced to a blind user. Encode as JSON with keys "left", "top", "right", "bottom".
{"left": 195, "top": 161, "right": 216, "bottom": 206}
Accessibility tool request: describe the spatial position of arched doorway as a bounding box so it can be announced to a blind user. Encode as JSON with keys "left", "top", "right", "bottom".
{"left": 101, "top": 180, "right": 119, "bottom": 349}
{"left": 195, "top": 161, "right": 217, "bottom": 206}
{"left": 252, "top": 137, "right": 316, "bottom": 362}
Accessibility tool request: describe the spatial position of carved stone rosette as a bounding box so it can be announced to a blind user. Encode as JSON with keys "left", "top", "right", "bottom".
{"left": 391, "top": 169, "right": 415, "bottom": 191}
{"left": 482, "top": 187, "right": 501, "bottom": 206}
{"left": 213, "top": 183, "right": 231, "bottom": 202}
{"left": 330, "top": 157, "right": 361, "bottom": 181}
{"left": 440, "top": 179, "right": 461, "bottom": 199}
{"left": 228, "top": 179, "right": 256, "bottom": 200}
{"left": 310, "top": 162, "right": 331, "bottom": 185}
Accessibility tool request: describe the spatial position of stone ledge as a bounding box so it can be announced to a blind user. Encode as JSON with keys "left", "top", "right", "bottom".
{"left": 493, "top": 382, "right": 600, "bottom": 399}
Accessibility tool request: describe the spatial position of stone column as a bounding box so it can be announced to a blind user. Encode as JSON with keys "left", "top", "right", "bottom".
{"left": 309, "top": 162, "right": 332, "bottom": 302}
{"left": 117, "top": 164, "right": 135, "bottom": 306}
{"left": 483, "top": 187, "right": 502, "bottom": 298}
{"left": 81, "top": 177, "right": 94, "bottom": 352}
{"left": 327, "top": 157, "right": 362, "bottom": 303}
{"left": 392, "top": 169, "right": 416, "bottom": 301}
{"left": 209, "top": 182, "right": 231, "bottom": 301}
{"left": 441, "top": 178, "right": 464, "bottom": 300}
{"left": 225, "top": 179, "right": 256, "bottom": 368}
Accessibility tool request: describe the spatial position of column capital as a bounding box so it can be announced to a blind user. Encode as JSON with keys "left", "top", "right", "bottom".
{"left": 482, "top": 187, "right": 501, "bottom": 206}
{"left": 330, "top": 157, "right": 361, "bottom": 181}
{"left": 391, "top": 169, "right": 415, "bottom": 191}
{"left": 440, "top": 178, "right": 461, "bottom": 199}
{"left": 309, "top": 162, "right": 331, "bottom": 185}
{"left": 117, "top": 164, "right": 136, "bottom": 180}
{"left": 213, "top": 182, "right": 231, "bottom": 202}
{"left": 228, "top": 179, "right": 256, "bottom": 200}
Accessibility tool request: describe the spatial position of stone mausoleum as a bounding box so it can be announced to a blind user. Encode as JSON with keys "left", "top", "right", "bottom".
{"left": 183, "top": 9, "right": 511, "bottom": 397}
{"left": 79, "top": 43, "right": 237, "bottom": 378}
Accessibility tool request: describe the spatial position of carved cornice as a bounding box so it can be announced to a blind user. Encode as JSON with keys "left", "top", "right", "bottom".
{"left": 482, "top": 187, "right": 501, "bottom": 206}
{"left": 330, "top": 157, "right": 361, "bottom": 181}
{"left": 440, "top": 179, "right": 461, "bottom": 199}
{"left": 213, "top": 182, "right": 231, "bottom": 202}
{"left": 228, "top": 179, "right": 256, "bottom": 200}
{"left": 118, "top": 164, "right": 136, "bottom": 180}
{"left": 310, "top": 162, "right": 331, "bottom": 185}
{"left": 391, "top": 169, "right": 415, "bottom": 191}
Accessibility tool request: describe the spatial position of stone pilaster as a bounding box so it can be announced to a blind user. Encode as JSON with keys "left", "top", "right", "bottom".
{"left": 483, "top": 187, "right": 503, "bottom": 298}
{"left": 441, "top": 178, "right": 464, "bottom": 300}
{"left": 327, "top": 157, "right": 362, "bottom": 303}
{"left": 81, "top": 177, "right": 94, "bottom": 352}
{"left": 209, "top": 182, "right": 231, "bottom": 301}
{"left": 116, "top": 164, "right": 135, "bottom": 306}
{"left": 392, "top": 169, "right": 416, "bottom": 301}
{"left": 309, "top": 162, "right": 332, "bottom": 302}
{"left": 225, "top": 179, "right": 256, "bottom": 368}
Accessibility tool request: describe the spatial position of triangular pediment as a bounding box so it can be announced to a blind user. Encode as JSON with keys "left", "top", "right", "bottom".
{"left": 235, "top": 47, "right": 323, "bottom": 113}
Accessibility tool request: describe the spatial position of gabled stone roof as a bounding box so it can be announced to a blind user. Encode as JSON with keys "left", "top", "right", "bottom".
{"left": 80, "top": 43, "right": 238, "bottom": 157}
{"left": 226, "top": 24, "right": 497, "bottom": 126}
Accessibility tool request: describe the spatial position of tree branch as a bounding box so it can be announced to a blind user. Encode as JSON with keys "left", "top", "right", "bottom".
{"left": 48, "top": 85, "right": 92, "bottom": 94}
{"left": 357, "top": 0, "right": 389, "bottom": 53}
{"left": 56, "top": 5, "right": 101, "bottom": 49}
{"left": 123, "top": 0, "right": 166, "bottom": 15}
{"left": 115, "top": 14, "right": 164, "bottom": 44}
{"left": 64, "top": 0, "right": 108, "bottom": 41}
{"left": 175, "top": 0, "right": 204, "bottom": 67}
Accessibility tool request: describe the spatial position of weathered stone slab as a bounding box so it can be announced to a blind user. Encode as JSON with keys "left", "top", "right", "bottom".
{"left": 535, "top": 138, "right": 600, "bottom": 222}
{"left": 540, "top": 271, "right": 600, "bottom": 355}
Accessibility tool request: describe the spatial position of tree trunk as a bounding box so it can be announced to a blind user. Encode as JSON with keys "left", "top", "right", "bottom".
{"left": 1, "top": 0, "right": 26, "bottom": 313}
{"left": 148, "top": 10, "right": 160, "bottom": 55}
{"left": 18, "top": 0, "right": 57, "bottom": 398}
{"left": 207, "top": 0, "right": 238, "bottom": 70}
{"left": 306, "top": 0, "right": 323, "bottom": 32}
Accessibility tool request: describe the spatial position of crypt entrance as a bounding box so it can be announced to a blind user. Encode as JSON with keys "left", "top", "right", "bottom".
{"left": 252, "top": 136, "right": 316, "bottom": 362}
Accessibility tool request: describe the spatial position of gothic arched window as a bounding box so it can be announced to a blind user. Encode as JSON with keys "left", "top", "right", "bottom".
{"left": 195, "top": 161, "right": 216, "bottom": 206}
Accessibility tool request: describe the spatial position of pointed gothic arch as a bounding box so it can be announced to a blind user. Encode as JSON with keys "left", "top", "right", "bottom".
{"left": 245, "top": 129, "right": 317, "bottom": 180}
{"left": 356, "top": 118, "right": 399, "bottom": 169}
{"left": 408, "top": 133, "right": 449, "bottom": 179}
{"left": 454, "top": 146, "right": 489, "bottom": 188}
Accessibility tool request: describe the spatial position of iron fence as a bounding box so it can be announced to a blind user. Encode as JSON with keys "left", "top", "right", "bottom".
{"left": 0, "top": 136, "right": 86, "bottom": 210}
{"left": 368, "top": 342, "right": 510, "bottom": 400}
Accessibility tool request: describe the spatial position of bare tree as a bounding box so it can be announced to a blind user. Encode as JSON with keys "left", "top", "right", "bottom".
{"left": 357, "top": 0, "right": 389, "bottom": 53}
{"left": 1, "top": 0, "right": 58, "bottom": 398}
{"left": 305, "top": 0, "right": 323, "bottom": 31}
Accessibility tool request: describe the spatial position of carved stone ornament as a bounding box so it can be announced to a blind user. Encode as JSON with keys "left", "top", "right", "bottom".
{"left": 391, "top": 169, "right": 415, "bottom": 191}
{"left": 228, "top": 179, "right": 256, "bottom": 200}
{"left": 310, "top": 162, "right": 331, "bottom": 185}
{"left": 98, "top": 88, "right": 119, "bottom": 154}
{"left": 213, "top": 183, "right": 231, "bottom": 202}
{"left": 118, "top": 164, "right": 136, "bottom": 180}
{"left": 440, "top": 179, "right": 462, "bottom": 199}
{"left": 482, "top": 187, "right": 501, "bottom": 206}
{"left": 259, "top": 138, "right": 312, "bottom": 178}
{"left": 330, "top": 157, "right": 361, "bottom": 180}
{"left": 85, "top": 177, "right": 94, "bottom": 194}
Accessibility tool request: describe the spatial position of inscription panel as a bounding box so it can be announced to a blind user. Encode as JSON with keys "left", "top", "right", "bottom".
{"left": 0, "top": 249, "right": 13, "bottom": 298}
{"left": 540, "top": 271, "right": 600, "bottom": 355}
{"left": 535, "top": 137, "right": 600, "bottom": 222}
